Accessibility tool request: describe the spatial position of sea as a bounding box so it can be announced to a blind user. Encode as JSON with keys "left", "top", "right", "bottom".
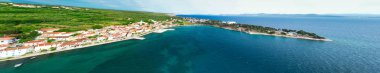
{"left": 0, "top": 14, "right": 379, "bottom": 73}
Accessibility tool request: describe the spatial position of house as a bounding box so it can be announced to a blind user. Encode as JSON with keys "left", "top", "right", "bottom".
{"left": 126, "top": 32, "right": 133, "bottom": 38}
{"left": 0, "top": 46, "right": 31, "bottom": 58}
{"left": 0, "top": 36, "right": 16, "bottom": 45}
{"left": 287, "top": 32, "right": 296, "bottom": 36}
{"left": 38, "top": 28, "right": 59, "bottom": 33}
{"left": 60, "top": 32, "right": 74, "bottom": 36}
{"left": 24, "top": 40, "right": 46, "bottom": 47}
{"left": 75, "top": 34, "right": 86, "bottom": 39}
{"left": 49, "top": 36, "right": 71, "bottom": 41}
{"left": 97, "top": 36, "right": 108, "bottom": 41}
{"left": 34, "top": 43, "right": 57, "bottom": 52}
{"left": 0, "top": 45, "right": 9, "bottom": 50}
{"left": 85, "top": 32, "right": 96, "bottom": 37}
{"left": 112, "top": 33, "right": 122, "bottom": 38}
{"left": 12, "top": 4, "right": 41, "bottom": 8}
{"left": 58, "top": 41, "right": 80, "bottom": 50}
{"left": 76, "top": 38, "right": 91, "bottom": 44}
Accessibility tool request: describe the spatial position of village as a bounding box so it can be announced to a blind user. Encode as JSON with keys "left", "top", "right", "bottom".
{"left": 0, "top": 20, "right": 179, "bottom": 60}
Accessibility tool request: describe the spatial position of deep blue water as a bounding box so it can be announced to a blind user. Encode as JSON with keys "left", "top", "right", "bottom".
{"left": 0, "top": 13, "right": 379, "bottom": 72}
{"left": 179, "top": 15, "right": 380, "bottom": 72}
{"left": 2, "top": 0, "right": 380, "bottom": 73}
{"left": 1, "top": 15, "right": 380, "bottom": 73}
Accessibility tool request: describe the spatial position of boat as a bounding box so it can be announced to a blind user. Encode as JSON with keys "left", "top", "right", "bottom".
{"left": 30, "top": 57, "right": 36, "bottom": 59}
{"left": 132, "top": 37, "right": 145, "bottom": 40}
{"left": 14, "top": 63, "right": 23, "bottom": 68}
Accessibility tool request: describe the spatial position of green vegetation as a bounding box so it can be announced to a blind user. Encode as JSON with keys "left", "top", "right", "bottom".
{"left": 0, "top": 2, "right": 177, "bottom": 32}
{"left": 201, "top": 20, "right": 326, "bottom": 39}
{"left": 50, "top": 47, "right": 57, "bottom": 51}
{"left": 71, "top": 33, "right": 80, "bottom": 36}
{"left": 41, "top": 49, "right": 48, "bottom": 52}
{"left": 17, "top": 31, "right": 41, "bottom": 43}
{"left": 0, "top": 2, "right": 180, "bottom": 42}
{"left": 296, "top": 30, "right": 325, "bottom": 39}
{"left": 92, "top": 25, "right": 103, "bottom": 29}
{"left": 88, "top": 35, "right": 100, "bottom": 38}
{"left": 47, "top": 39, "right": 55, "bottom": 43}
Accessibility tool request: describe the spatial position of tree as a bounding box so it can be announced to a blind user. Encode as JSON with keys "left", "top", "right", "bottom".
{"left": 17, "top": 31, "right": 41, "bottom": 43}
{"left": 92, "top": 25, "right": 103, "bottom": 29}
{"left": 47, "top": 39, "right": 55, "bottom": 43}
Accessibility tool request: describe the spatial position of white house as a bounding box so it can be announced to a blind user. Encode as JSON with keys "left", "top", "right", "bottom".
{"left": 126, "top": 32, "right": 133, "bottom": 38}
{"left": 76, "top": 38, "right": 91, "bottom": 44}
{"left": 0, "top": 46, "right": 31, "bottom": 58}
{"left": 24, "top": 40, "right": 46, "bottom": 47}
{"left": 57, "top": 41, "right": 80, "bottom": 50}
{"left": 0, "top": 36, "right": 16, "bottom": 45}
{"left": 0, "top": 45, "right": 9, "bottom": 50}
{"left": 97, "top": 36, "right": 107, "bottom": 41}
{"left": 49, "top": 36, "right": 72, "bottom": 41}
{"left": 34, "top": 43, "right": 56, "bottom": 52}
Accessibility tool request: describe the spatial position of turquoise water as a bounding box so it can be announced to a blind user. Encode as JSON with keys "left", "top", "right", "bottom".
{"left": 2, "top": 0, "right": 380, "bottom": 73}
{"left": 0, "top": 1, "right": 380, "bottom": 71}
{"left": 0, "top": 21, "right": 379, "bottom": 73}
{"left": 0, "top": 25, "right": 324, "bottom": 73}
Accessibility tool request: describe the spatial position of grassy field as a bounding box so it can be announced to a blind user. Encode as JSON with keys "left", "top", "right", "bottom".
{"left": 0, "top": 2, "right": 180, "bottom": 42}
{"left": 0, "top": 2, "right": 178, "bottom": 33}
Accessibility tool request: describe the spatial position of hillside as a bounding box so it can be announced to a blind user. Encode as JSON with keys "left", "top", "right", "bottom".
{"left": 0, "top": 2, "right": 178, "bottom": 35}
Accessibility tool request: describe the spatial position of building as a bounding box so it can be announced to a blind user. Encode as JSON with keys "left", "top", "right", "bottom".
{"left": 12, "top": 4, "right": 41, "bottom": 8}
{"left": 34, "top": 43, "right": 57, "bottom": 52}
{"left": 0, "top": 46, "right": 31, "bottom": 58}
{"left": 24, "top": 40, "right": 46, "bottom": 47}
{"left": 0, "top": 36, "right": 16, "bottom": 45}
{"left": 97, "top": 36, "right": 108, "bottom": 41}
{"left": 0, "top": 45, "right": 9, "bottom": 50}
{"left": 58, "top": 41, "right": 80, "bottom": 50}
{"left": 49, "top": 36, "right": 72, "bottom": 41}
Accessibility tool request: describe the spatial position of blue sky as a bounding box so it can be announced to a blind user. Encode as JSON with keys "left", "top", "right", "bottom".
{"left": 1, "top": 0, "right": 380, "bottom": 14}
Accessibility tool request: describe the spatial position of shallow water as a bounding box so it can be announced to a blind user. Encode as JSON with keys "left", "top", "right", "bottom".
{"left": 1, "top": 12, "right": 380, "bottom": 72}
{"left": 1, "top": 22, "right": 379, "bottom": 73}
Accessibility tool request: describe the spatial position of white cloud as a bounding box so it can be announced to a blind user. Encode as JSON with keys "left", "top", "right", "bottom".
{"left": 126, "top": 0, "right": 380, "bottom": 14}
{"left": 5, "top": 0, "right": 380, "bottom": 14}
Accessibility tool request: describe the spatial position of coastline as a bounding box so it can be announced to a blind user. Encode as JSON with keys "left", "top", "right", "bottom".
{"left": 214, "top": 25, "right": 332, "bottom": 41}
{"left": 183, "top": 18, "right": 331, "bottom": 42}
{"left": 0, "top": 28, "right": 176, "bottom": 62}
{"left": 0, "top": 38, "right": 130, "bottom": 62}
{"left": 0, "top": 24, "right": 330, "bottom": 62}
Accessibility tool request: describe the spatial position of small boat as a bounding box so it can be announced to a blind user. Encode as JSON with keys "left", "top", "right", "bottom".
{"left": 14, "top": 63, "right": 23, "bottom": 68}
{"left": 135, "top": 37, "right": 145, "bottom": 40}
{"left": 132, "top": 37, "right": 145, "bottom": 40}
{"left": 30, "top": 57, "right": 36, "bottom": 59}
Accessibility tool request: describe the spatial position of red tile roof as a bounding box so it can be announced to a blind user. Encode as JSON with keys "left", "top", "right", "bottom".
{"left": 60, "top": 42, "right": 78, "bottom": 47}
{"left": 0, "top": 36, "right": 15, "bottom": 40}
{"left": 0, "top": 44, "right": 9, "bottom": 47}
{"left": 25, "top": 40, "right": 45, "bottom": 44}
{"left": 38, "top": 43, "right": 54, "bottom": 46}
{"left": 2, "top": 46, "right": 30, "bottom": 51}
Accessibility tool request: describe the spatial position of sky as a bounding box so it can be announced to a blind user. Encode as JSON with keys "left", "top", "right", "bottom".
{"left": 1, "top": 0, "right": 380, "bottom": 14}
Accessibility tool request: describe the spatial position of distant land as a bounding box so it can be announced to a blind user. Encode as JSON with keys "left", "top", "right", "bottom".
{"left": 216, "top": 14, "right": 380, "bottom": 18}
